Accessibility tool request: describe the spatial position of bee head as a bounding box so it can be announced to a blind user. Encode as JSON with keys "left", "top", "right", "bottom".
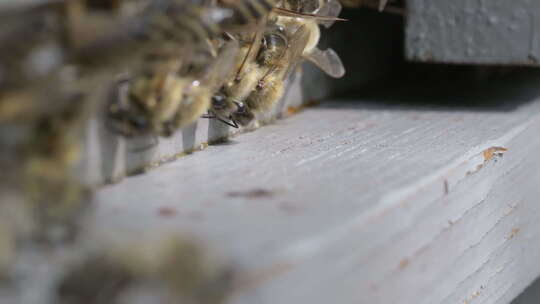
{"left": 257, "top": 32, "right": 287, "bottom": 67}
{"left": 232, "top": 101, "right": 246, "bottom": 112}
{"left": 231, "top": 102, "right": 254, "bottom": 126}
{"left": 211, "top": 94, "right": 228, "bottom": 110}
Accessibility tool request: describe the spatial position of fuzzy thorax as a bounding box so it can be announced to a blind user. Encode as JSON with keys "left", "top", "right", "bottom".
{"left": 246, "top": 75, "right": 285, "bottom": 113}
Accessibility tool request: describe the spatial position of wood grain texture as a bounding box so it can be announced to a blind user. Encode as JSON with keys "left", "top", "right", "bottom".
{"left": 94, "top": 80, "right": 540, "bottom": 304}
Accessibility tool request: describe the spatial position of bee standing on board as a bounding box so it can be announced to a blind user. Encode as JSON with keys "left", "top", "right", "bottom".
{"left": 206, "top": 26, "right": 268, "bottom": 127}
{"left": 135, "top": 0, "right": 282, "bottom": 130}
{"left": 242, "top": 24, "right": 310, "bottom": 118}
{"left": 107, "top": 40, "right": 239, "bottom": 137}
{"left": 177, "top": 0, "right": 282, "bottom": 128}
{"left": 208, "top": 0, "right": 346, "bottom": 128}
{"left": 105, "top": 0, "right": 283, "bottom": 137}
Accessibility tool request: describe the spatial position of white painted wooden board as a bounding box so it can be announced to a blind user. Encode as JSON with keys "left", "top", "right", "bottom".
{"left": 94, "top": 81, "right": 540, "bottom": 304}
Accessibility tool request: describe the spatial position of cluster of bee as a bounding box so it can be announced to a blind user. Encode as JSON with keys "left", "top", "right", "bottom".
{"left": 0, "top": 0, "right": 167, "bottom": 282}
{"left": 0, "top": 0, "right": 358, "bottom": 300}
{"left": 106, "top": 0, "right": 347, "bottom": 137}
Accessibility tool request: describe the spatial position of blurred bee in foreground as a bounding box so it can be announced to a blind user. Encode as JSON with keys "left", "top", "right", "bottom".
{"left": 0, "top": 62, "right": 99, "bottom": 245}
{"left": 57, "top": 235, "right": 235, "bottom": 304}
{"left": 0, "top": 195, "right": 32, "bottom": 281}
{"left": 22, "top": 96, "right": 93, "bottom": 243}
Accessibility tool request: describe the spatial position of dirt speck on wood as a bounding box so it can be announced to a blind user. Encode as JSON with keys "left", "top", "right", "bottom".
{"left": 226, "top": 189, "right": 276, "bottom": 199}
{"left": 158, "top": 207, "right": 178, "bottom": 217}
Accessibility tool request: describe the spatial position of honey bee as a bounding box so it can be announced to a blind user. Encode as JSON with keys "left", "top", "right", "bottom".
{"left": 208, "top": 0, "right": 345, "bottom": 128}
{"left": 57, "top": 235, "right": 235, "bottom": 304}
{"left": 206, "top": 27, "right": 267, "bottom": 127}
{"left": 105, "top": 0, "right": 287, "bottom": 137}
{"left": 242, "top": 23, "right": 310, "bottom": 118}
{"left": 207, "top": 22, "right": 303, "bottom": 128}
{"left": 274, "top": 0, "right": 346, "bottom": 78}
{"left": 107, "top": 40, "right": 239, "bottom": 137}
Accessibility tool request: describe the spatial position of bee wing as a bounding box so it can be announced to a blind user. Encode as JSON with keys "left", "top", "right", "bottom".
{"left": 305, "top": 47, "right": 345, "bottom": 78}
{"left": 379, "top": 0, "right": 389, "bottom": 11}
{"left": 317, "top": 0, "right": 343, "bottom": 28}
{"left": 201, "top": 40, "right": 240, "bottom": 91}
{"left": 282, "top": 24, "right": 311, "bottom": 79}
{"left": 273, "top": 7, "right": 346, "bottom": 22}
{"left": 235, "top": 22, "right": 265, "bottom": 80}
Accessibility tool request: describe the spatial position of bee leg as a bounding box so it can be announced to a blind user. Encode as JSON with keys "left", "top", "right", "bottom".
{"left": 222, "top": 118, "right": 239, "bottom": 128}
{"left": 104, "top": 116, "right": 132, "bottom": 138}
{"left": 215, "top": 116, "right": 240, "bottom": 128}
{"left": 202, "top": 112, "right": 239, "bottom": 128}
{"left": 229, "top": 117, "right": 240, "bottom": 129}
{"left": 202, "top": 113, "right": 216, "bottom": 119}
{"left": 206, "top": 39, "right": 218, "bottom": 58}
{"left": 223, "top": 32, "right": 237, "bottom": 41}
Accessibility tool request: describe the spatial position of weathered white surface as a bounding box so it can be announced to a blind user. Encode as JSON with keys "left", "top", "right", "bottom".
{"left": 95, "top": 85, "right": 540, "bottom": 304}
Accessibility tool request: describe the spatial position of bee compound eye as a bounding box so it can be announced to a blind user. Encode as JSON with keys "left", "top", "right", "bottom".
{"left": 233, "top": 101, "right": 246, "bottom": 112}
{"left": 131, "top": 116, "right": 149, "bottom": 129}
{"left": 212, "top": 95, "right": 226, "bottom": 108}
{"left": 239, "top": 113, "right": 254, "bottom": 126}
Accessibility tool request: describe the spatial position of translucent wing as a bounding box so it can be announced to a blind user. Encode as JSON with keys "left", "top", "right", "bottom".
{"left": 235, "top": 24, "right": 264, "bottom": 80}
{"left": 273, "top": 7, "right": 346, "bottom": 23}
{"left": 379, "top": 0, "right": 389, "bottom": 11}
{"left": 201, "top": 40, "right": 240, "bottom": 91}
{"left": 317, "top": 0, "right": 343, "bottom": 28}
{"left": 282, "top": 24, "right": 311, "bottom": 79}
{"left": 257, "top": 24, "right": 309, "bottom": 85}
{"left": 305, "top": 47, "right": 345, "bottom": 78}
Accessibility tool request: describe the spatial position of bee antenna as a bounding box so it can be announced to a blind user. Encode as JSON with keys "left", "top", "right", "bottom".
{"left": 223, "top": 32, "right": 236, "bottom": 41}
